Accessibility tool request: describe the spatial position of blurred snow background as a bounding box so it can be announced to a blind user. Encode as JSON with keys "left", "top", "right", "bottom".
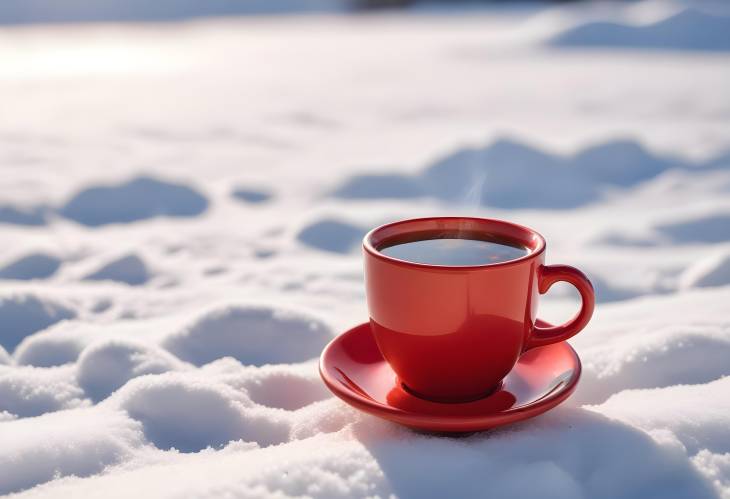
{"left": 1, "top": 0, "right": 729, "bottom": 497}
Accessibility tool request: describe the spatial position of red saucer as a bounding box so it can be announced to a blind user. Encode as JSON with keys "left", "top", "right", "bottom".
{"left": 319, "top": 321, "right": 581, "bottom": 433}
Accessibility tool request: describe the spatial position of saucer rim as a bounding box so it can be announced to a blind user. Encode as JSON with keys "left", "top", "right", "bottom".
{"left": 319, "top": 321, "right": 581, "bottom": 432}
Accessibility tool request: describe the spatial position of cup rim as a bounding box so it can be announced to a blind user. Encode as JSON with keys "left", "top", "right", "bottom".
{"left": 363, "top": 216, "right": 546, "bottom": 270}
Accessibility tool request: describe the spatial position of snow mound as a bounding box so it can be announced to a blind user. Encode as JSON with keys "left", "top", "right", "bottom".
{"left": 0, "top": 253, "right": 61, "bottom": 280}
{"left": 587, "top": 274, "right": 639, "bottom": 303}
{"left": 590, "top": 230, "right": 659, "bottom": 248}
{"left": 656, "top": 213, "right": 730, "bottom": 244}
{"left": 0, "top": 0, "right": 347, "bottom": 24}
{"left": 0, "top": 364, "right": 86, "bottom": 417}
{"left": 14, "top": 336, "right": 84, "bottom": 367}
{"left": 0, "top": 294, "right": 76, "bottom": 352}
{"left": 0, "top": 345, "right": 10, "bottom": 365}
{"left": 680, "top": 251, "right": 730, "bottom": 289}
{"left": 3, "top": 407, "right": 717, "bottom": 498}
{"left": 232, "top": 187, "right": 273, "bottom": 204}
{"left": 693, "top": 451, "right": 730, "bottom": 499}
{"left": 569, "top": 139, "right": 678, "bottom": 187}
{"left": 84, "top": 254, "right": 150, "bottom": 286}
{"left": 704, "top": 149, "right": 730, "bottom": 170}
{"left": 162, "top": 304, "right": 332, "bottom": 367}
{"left": 13, "top": 321, "right": 94, "bottom": 367}
{"left": 0, "top": 408, "right": 143, "bottom": 495}
{"left": 331, "top": 174, "right": 424, "bottom": 200}
{"left": 551, "top": 9, "right": 730, "bottom": 52}
{"left": 0, "top": 204, "right": 47, "bottom": 226}
{"left": 59, "top": 176, "right": 208, "bottom": 227}
{"left": 422, "top": 138, "right": 593, "bottom": 208}
{"left": 296, "top": 218, "right": 366, "bottom": 253}
{"left": 331, "top": 138, "right": 684, "bottom": 209}
{"left": 113, "top": 374, "right": 290, "bottom": 452}
{"left": 77, "top": 339, "right": 186, "bottom": 402}
{"left": 346, "top": 408, "right": 713, "bottom": 499}
{"left": 289, "top": 398, "right": 361, "bottom": 440}
{"left": 242, "top": 367, "right": 331, "bottom": 411}
{"left": 591, "top": 376, "right": 730, "bottom": 455}
{"left": 548, "top": 269, "right": 640, "bottom": 304}
{"left": 575, "top": 323, "right": 730, "bottom": 405}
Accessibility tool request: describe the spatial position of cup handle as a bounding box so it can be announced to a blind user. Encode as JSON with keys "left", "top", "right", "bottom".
{"left": 524, "top": 264, "right": 595, "bottom": 351}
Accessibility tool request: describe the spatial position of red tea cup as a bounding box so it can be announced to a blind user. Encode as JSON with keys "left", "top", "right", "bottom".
{"left": 364, "top": 217, "right": 594, "bottom": 402}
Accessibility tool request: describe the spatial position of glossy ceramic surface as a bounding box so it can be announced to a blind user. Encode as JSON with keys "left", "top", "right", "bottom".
{"left": 319, "top": 322, "right": 581, "bottom": 433}
{"left": 364, "top": 217, "right": 593, "bottom": 401}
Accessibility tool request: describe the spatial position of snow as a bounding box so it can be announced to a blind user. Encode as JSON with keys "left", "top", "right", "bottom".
{"left": 656, "top": 213, "right": 730, "bottom": 244}
{"left": 14, "top": 321, "right": 94, "bottom": 367}
{"left": 0, "top": 364, "right": 87, "bottom": 417}
{"left": 0, "top": 205, "right": 47, "bottom": 226}
{"left": 590, "top": 376, "right": 730, "bottom": 455}
{"left": 0, "top": 408, "right": 144, "bottom": 496}
{"left": 83, "top": 254, "right": 150, "bottom": 286}
{"left": 162, "top": 304, "right": 333, "bottom": 367}
{"left": 680, "top": 250, "right": 730, "bottom": 288}
{"left": 232, "top": 187, "right": 274, "bottom": 204}
{"left": 0, "top": 0, "right": 729, "bottom": 497}
{"left": 110, "top": 372, "right": 292, "bottom": 452}
{"left": 59, "top": 176, "right": 209, "bottom": 227}
{"left": 296, "top": 219, "right": 367, "bottom": 253}
{"left": 0, "top": 0, "right": 350, "bottom": 24}
{"left": 241, "top": 365, "right": 332, "bottom": 410}
{"left": 0, "top": 294, "right": 76, "bottom": 352}
{"left": 0, "top": 346, "right": 11, "bottom": 365}
{"left": 76, "top": 338, "right": 187, "bottom": 401}
{"left": 551, "top": 9, "right": 730, "bottom": 51}
{"left": 0, "top": 253, "right": 61, "bottom": 280}
{"left": 543, "top": 289, "right": 730, "bottom": 410}
{"left": 332, "top": 137, "right": 693, "bottom": 209}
